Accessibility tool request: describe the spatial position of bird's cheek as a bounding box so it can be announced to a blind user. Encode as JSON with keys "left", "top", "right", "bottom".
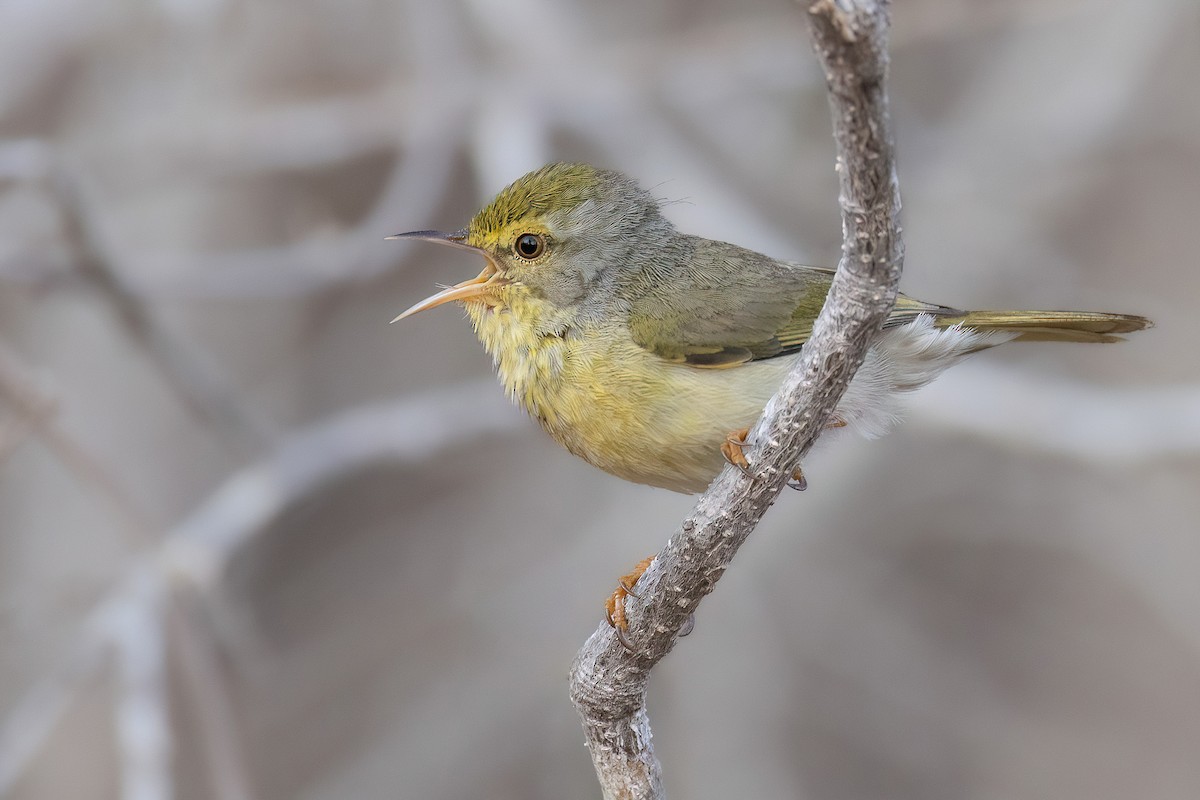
{"left": 534, "top": 272, "right": 585, "bottom": 308}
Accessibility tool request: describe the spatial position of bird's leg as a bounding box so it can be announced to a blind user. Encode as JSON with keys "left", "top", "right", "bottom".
{"left": 605, "top": 555, "right": 656, "bottom": 648}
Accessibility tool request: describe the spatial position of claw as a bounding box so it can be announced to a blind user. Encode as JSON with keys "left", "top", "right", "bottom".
{"left": 604, "top": 555, "right": 655, "bottom": 637}
{"left": 787, "top": 467, "right": 808, "bottom": 491}
{"left": 678, "top": 614, "right": 695, "bottom": 637}
{"left": 721, "top": 427, "right": 756, "bottom": 479}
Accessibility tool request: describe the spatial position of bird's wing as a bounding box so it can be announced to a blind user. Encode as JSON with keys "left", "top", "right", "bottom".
{"left": 627, "top": 239, "right": 953, "bottom": 369}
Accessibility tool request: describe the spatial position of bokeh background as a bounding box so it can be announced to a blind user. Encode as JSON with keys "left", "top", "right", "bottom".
{"left": 1, "top": 0, "right": 1198, "bottom": 798}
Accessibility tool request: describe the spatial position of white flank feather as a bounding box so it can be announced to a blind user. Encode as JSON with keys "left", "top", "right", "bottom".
{"left": 835, "top": 314, "right": 1016, "bottom": 439}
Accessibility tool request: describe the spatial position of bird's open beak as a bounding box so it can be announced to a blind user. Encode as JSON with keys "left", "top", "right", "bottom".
{"left": 387, "top": 230, "right": 502, "bottom": 323}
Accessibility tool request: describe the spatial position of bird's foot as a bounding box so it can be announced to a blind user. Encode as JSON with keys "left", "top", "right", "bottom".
{"left": 722, "top": 416, "right": 846, "bottom": 488}
{"left": 787, "top": 467, "right": 807, "bottom": 491}
{"left": 605, "top": 555, "right": 656, "bottom": 651}
{"left": 724, "top": 427, "right": 808, "bottom": 489}
{"left": 721, "top": 427, "right": 754, "bottom": 478}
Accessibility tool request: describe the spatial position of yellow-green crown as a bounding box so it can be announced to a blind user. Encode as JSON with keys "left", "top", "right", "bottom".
{"left": 467, "top": 162, "right": 610, "bottom": 244}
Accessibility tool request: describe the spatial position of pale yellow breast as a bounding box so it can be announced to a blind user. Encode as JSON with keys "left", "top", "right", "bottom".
{"left": 466, "top": 298, "right": 786, "bottom": 492}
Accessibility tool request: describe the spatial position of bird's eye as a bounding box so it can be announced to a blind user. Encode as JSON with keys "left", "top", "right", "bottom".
{"left": 513, "top": 233, "right": 545, "bottom": 260}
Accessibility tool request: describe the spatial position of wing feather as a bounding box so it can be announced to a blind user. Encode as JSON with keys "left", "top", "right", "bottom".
{"left": 626, "top": 239, "right": 955, "bottom": 368}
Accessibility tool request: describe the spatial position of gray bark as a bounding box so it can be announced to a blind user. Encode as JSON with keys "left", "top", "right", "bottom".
{"left": 568, "top": 2, "right": 903, "bottom": 797}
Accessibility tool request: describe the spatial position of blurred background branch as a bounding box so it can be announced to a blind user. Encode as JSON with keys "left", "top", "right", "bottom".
{"left": 50, "top": 167, "right": 278, "bottom": 457}
{"left": 0, "top": 383, "right": 519, "bottom": 798}
{"left": 0, "top": 341, "right": 154, "bottom": 537}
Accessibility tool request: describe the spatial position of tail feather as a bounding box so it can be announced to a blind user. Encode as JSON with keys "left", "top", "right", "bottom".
{"left": 932, "top": 310, "right": 1152, "bottom": 344}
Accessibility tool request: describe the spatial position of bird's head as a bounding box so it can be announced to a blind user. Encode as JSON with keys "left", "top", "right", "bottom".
{"left": 390, "top": 162, "right": 669, "bottom": 323}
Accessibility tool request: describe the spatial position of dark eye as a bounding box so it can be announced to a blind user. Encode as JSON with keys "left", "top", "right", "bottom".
{"left": 513, "top": 233, "right": 545, "bottom": 260}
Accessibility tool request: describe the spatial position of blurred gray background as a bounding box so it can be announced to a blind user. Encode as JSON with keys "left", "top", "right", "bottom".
{"left": 1, "top": 0, "right": 1197, "bottom": 798}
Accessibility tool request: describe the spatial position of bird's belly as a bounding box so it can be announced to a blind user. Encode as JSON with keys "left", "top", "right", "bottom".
{"left": 474, "top": 304, "right": 788, "bottom": 493}
{"left": 489, "top": 318, "right": 992, "bottom": 494}
{"left": 516, "top": 342, "right": 793, "bottom": 494}
{"left": 607, "top": 364, "right": 790, "bottom": 493}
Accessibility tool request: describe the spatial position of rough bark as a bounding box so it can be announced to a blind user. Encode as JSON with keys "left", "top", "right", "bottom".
{"left": 568, "top": 2, "right": 902, "bottom": 797}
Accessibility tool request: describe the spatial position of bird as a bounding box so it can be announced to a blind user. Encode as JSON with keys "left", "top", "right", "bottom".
{"left": 390, "top": 161, "right": 1151, "bottom": 631}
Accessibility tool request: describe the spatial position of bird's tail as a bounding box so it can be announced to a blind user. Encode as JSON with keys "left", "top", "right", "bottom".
{"left": 931, "top": 309, "right": 1152, "bottom": 344}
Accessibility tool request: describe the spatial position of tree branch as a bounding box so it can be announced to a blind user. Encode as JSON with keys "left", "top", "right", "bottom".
{"left": 568, "top": 2, "right": 903, "bottom": 798}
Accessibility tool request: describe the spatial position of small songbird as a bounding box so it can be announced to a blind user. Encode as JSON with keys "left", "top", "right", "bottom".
{"left": 391, "top": 162, "right": 1150, "bottom": 629}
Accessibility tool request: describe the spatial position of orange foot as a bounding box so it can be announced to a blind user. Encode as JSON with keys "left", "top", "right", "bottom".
{"left": 722, "top": 426, "right": 808, "bottom": 489}
{"left": 721, "top": 427, "right": 753, "bottom": 476}
{"left": 788, "top": 466, "right": 807, "bottom": 491}
{"left": 605, "top": 555, "right": 655, "bottom": 648}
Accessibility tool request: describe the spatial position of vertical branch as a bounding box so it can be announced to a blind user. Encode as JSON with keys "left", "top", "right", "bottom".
{"left": 110, "top": 574, "right": 173, "bottom": 800}
{"left": 169, "top": 592, "right": 258, "bottom": 800}
{"left": 569, "top": 2, "right": 902, "bottom": 798}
